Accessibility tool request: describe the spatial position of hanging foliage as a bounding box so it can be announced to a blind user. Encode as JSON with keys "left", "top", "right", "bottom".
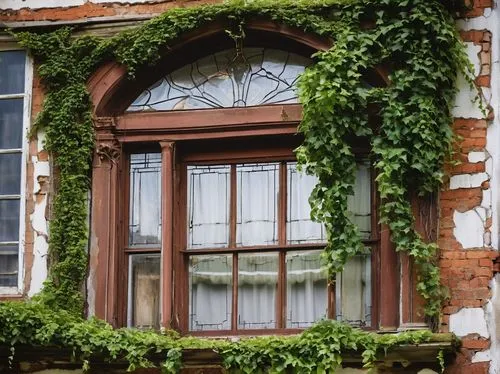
{"left": 0, "top": 0, "right": 474, "bottom": 371}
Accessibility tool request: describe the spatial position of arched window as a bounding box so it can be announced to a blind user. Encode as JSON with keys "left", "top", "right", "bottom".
{"left": 89, "top": 26, "right": 409, "bottom": 334}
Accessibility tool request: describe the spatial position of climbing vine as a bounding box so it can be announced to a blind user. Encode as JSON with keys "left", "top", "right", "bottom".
{"left": 1, "top": 0, "right": 474, "bottom": 371}
{"left": 0, "top": 301, "right": 458, "bottom": 372}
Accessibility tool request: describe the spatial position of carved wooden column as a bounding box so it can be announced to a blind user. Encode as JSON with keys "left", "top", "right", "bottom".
{"left": 89, "top": 117, "right": 122, "bottom": 326}
{"left": 160, "top": 141, "right": 175, "bottom": 329}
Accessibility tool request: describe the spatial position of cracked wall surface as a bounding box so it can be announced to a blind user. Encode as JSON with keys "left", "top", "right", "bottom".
{"left": 0, "top": 0, "right": 499, "bottom": 373}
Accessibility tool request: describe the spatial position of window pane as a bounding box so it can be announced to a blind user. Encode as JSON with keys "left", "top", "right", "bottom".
{"left": 0, "top": 245, "right": 18, "bottom": 287}
{"left": 287, "top": 161, "right": 371, "bottom": 243}
{"left": 0, "top": 99, "right": 24, "bottom": 150}
{"left": 287, "top": 163, "right": 326, "bottom": 244}
{"left": 348, "top": 162, "right": 371, "bottom": 239}
{"left": 0, "top": 153, "right": 21, "bottom": 195}
{"left": 128, "top": 254, "right": 160, "bottom": 329}
{"left": 189, "top": 254, "right": 232, "bottom": 331}
{"left": 0, "top": 51, "right": 25, "bottom": 95}
{"left": 238, "top": 253, "right": 278, "bottom": 329}
{"left": 236, "top": 163, "right": 279, "bottom": 246}
{"left": 286, "top": 251, "right": 327, "bottom": 328}
{"left": 336, "top": 254, "right": 372, "bottom": 327}
{"left": 187, "top": 165, "right": 230, "bottom": 249}
{"left": 127, "top": 48, "right": 310, "bottom": 111}
{"left": 0, "top": 199, "right": 20, "bottom": 242}
{"left": 129, "top": 153, "right": 161, "bottom": 247}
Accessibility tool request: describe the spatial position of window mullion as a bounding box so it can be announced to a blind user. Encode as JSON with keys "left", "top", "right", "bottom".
{"left": 277, "top": 162, "right": 287, "bottom": 328}
{"left": 230, "top": 165, "right": 238, "bottom": 331}
{"left": 160, "top": 141, "right": 175, "bottom": 329}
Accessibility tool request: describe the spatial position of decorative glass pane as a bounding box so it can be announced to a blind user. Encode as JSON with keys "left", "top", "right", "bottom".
{"left": 287, "top": 163, "right": 326, "bottom": 244}
{"left": 336, "top": 254, "right": 372, "bottom": 327}
{"left": 0, "top": 153, "right": 22, "bottom": 195}
{"left": 0, "top": 245, "right": 18, "bottom": 287}
{"left": 348, "top": 161, "right": 372, "bottom": 239}
{"left": 238, "top": 253, "right": 278, "bottom": 329}
{"left": 0, "top": 51, "right": 25, "bottom": 95}
{"left": 0, "top": 199, "right": 20, "bottom": 242}
{"left": 0, "top": 99, "right": 24, "bottom": 150}
{"left": 128, "top": 48, "right": 310, "bottom": 111}
{"left": 236, "top": 163, "right": 279, "bottom": 246}
{"left": 128, "top": 254, "right": 160, "bottom": 329}
{"left": 187, "top": 165, "right": 230, "bottom": 249}
{"left": 286, "top": 251, "right": 327, "bottom": 328}
{"left": 189, "top": 254, "right": 232, "bottom": 331}
{"left": 129, "top": 153, "right": 161, "bottom": 247}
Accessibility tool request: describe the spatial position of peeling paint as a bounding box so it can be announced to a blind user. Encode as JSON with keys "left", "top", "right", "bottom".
{"left": 454, "top": 210, "right": 485, "bottom": 248}
{"left": 486, "top": 275, "right": 499, "bottom": 374}
{"left": 449, "top": 172, "right": 489, "bottom": 190}
{"left": 449, "top": 307, "right": 490, "bottom": 338}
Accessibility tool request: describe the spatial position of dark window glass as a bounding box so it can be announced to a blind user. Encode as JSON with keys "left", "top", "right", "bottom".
{"left": 0, "top": 153, "right": 22, "bottom": 195}
{"left": 0, "top": 199, "right": 20, "bottom": 242}
{"left": 0, "top": 99, "right": 24, "bottom": 150}
{"left": 0, "top": 51, "right": 26, "bottom": 95}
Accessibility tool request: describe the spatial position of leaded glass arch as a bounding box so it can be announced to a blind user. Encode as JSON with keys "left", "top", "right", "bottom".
{"left": 127, "top": 48, "right": 311, "bottom": 112}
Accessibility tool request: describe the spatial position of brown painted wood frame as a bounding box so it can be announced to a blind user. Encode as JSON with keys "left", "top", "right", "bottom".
{"left": 173, "top": 143, "right": 379, "bottom": 335}
{"left": 88, "top": 21, "right": 411, "bottom": 333}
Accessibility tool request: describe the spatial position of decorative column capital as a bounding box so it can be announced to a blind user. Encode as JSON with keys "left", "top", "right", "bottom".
{"left": 96, "top": 139, "right": 121, "bottom": 162}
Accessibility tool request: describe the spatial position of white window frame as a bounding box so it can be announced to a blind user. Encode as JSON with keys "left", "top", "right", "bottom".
{"left": 0, "top": 47, "right": 33, "bottom": 295}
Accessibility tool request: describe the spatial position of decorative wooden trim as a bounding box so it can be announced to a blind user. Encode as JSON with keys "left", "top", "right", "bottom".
{"left": 160, "top": 141, "right": 175, "bottom": 329}
{"left": 93, "top": 116, "right": 117, "bottom": 131}
{"left": 90, "top": 140, "right": 122, "bottom": 325}
{"left": 96, "top": 139, "right": 121, "bottom": 162}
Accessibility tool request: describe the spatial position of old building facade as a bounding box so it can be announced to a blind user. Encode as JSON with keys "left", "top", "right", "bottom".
{"left": 0, "top": 0, "right": 499, "bottom": 373}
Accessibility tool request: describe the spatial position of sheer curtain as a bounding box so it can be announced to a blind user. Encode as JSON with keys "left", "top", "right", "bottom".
{"left": 189, "top": 255, "right": 232, "bottom": 331}
{"left": 129, "top": 153, "right": 162, "bottom": 246}
{"left": 236, "top": 163, "right": 279, "bottom": 246}
{"left": 187, "top": 161, "right": 372, "bottom": 330}
{"left": 188, "top": 165, "right": 230, "bottom": 249}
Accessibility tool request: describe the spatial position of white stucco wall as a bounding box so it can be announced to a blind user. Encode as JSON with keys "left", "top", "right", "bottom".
{"left": 456, "top": 5, "right": 500, "bottom": 372}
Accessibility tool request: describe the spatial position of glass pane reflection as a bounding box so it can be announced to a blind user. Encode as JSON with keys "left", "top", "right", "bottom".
{"left": 286, "top": 251, "right": 327, "bottom": 328}
{"left": 238, "top": 253, "right": 278, "bottom": 329}
{"left": 189, "top": 255, "right": 232, "bottom": 331}
{"left": 336, "top": 254, "right": 372, "bottom": 327}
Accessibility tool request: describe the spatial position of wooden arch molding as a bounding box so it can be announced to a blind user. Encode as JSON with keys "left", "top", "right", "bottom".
{"left": 88, "top": 20, "right": 390, "bottom": 117}
{"left": 88, "top": 18, "right": 398, "bottom": 329}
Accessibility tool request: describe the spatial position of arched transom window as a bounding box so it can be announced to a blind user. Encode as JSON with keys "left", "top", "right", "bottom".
{"left": 127, "top": 48, "right": 310, "bottom": 111}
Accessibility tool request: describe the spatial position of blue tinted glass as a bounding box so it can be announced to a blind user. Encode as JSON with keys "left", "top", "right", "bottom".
{"left": 0, "top": 153, "right": 21, "bottom": 195}
{"left": 0, "top": 99, "right": 24, "bottom": 149}
{"left": 0, "top": 199, "right": 20, "bottom": 242}
{"left": 0, "top": 51, "right": 26, "bottom": 95}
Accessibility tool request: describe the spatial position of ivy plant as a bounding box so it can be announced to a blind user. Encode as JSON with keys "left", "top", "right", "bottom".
{"left": 0, "top": 0, "right": 474, "bottom": 371}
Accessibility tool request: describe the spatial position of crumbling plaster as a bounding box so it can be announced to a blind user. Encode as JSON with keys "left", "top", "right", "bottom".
{"left": 3, "top": 0, "right": 160, "bottom": 11}
{"left": 454, "top": 6, "right": 500, "bottom": 373}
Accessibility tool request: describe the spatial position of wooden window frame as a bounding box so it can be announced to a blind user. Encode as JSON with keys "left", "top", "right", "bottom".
{"left": 91, "top": 104, "right": 398, "bottom": 332}
{"left": 87, "top": 23, "right": 420, "bottom": 333}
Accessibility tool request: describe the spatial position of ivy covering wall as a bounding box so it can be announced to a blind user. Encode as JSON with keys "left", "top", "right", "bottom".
{"left": 0, "top": 0, "right": 474, "bottom": 372}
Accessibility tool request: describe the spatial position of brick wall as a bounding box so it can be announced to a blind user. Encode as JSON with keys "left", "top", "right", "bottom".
{"left": 1, "top": 0, "right": 499, "bottom": 373}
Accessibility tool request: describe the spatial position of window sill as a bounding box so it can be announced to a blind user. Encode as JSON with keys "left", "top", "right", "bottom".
{"left": 0, "top": 289, "right": 23, "bottom": 300}
{"left": 0, "top": 333, "right": 459, "bottom": 372}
